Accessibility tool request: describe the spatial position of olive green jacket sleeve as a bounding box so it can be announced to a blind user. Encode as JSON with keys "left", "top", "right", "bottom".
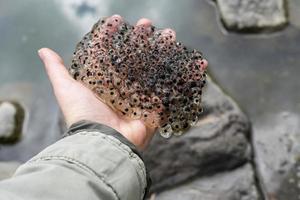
{"left": 0, "top": 121, "right": 149, "bottom": 200}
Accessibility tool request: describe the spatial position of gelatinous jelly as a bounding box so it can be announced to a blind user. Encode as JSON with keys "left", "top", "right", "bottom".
{"left": 69, "top": 15, "right": 208, "bottom": 138}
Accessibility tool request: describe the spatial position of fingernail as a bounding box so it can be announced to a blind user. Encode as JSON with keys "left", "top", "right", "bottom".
{"left": 38, "top": 49, "right": 44, "bottom": 60}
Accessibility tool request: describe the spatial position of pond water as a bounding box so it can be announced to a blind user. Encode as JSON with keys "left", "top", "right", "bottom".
{"left": 0, "top": 0, "right": 299, "bottom": 128}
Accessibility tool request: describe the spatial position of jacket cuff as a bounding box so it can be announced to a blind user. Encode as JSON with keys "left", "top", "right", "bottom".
{"left": 64, "top": 120, "right": 152, "bottom": 198}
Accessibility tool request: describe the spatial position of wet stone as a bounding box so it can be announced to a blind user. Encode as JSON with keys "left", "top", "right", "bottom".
{"left": 0, "top": 102, "right": 17, "bottom": 138}
{"left": 0, "top": 83, "right": 62, "bottom": 162}
{"left": 152, "top": 164, "right": 260, "bottom": 200}
{"left": 253, "top": 112, "right": 300, "bottom": 199}
{"left": 215, "top": 0, "right": 288, "bottom": 32}
{"left": 144, "top": 77, "right": 252, "bottom": 192}
{"left": 70, "top": 16, "right": 208, "bottom": 137}
{"left": 0, "top": 101, "right": 24, "bottom": 144}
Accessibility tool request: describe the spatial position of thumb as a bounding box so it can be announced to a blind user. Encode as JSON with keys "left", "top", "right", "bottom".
{"left": 38, "top": 48, "right": 74, "bottom": 88}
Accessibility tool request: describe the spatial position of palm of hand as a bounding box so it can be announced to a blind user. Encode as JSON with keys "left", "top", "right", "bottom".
{"left": 60, "top": 76, "right": 154, "bottom": 149}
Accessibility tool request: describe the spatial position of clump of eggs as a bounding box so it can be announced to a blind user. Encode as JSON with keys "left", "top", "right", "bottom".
{"left": 69, "top": 15, "right": 208, "bottom": 138}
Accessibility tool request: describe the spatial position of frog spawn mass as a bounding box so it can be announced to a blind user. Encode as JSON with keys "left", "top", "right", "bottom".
{"left": 69, "top": 15, "right": 208, "bottom": 138}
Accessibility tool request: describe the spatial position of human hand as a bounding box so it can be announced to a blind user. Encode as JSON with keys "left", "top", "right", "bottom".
{"left": 38, "top": 17, "right": 159, "bottom": 150}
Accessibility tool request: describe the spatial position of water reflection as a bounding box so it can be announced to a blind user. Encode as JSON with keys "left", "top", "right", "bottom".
{"left": 74, "top": 2, "right": 96, "bottom": 17}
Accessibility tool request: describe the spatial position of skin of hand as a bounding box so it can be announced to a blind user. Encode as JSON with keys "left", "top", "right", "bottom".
{"left": 38, "top": 17, "right": 159, "bottom": 150}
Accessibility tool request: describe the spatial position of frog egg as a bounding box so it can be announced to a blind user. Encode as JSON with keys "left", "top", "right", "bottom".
{"left": 108, "top": 97, "right": 119, "bottom": 107}
{"left": 123, "top": 102, "right": 134, "bottom": 114}
{"left": 144, "top": 101, "right": 156, "bottom": 112}
{"left": 114, "top": 99, "right": 124, "bottom": 110}
{"left": 172, "top": 120, "right": 189, "bottom": 136}
{"left": 100, "top": 15, "right": 124, "bottom": 35}
{"left": 141, "top": 111, "right": 159, "bottom": 128}
{"left": 72, "top": 71, "right": 80, "bottom": 80}
{"left": 131, "top": 82, "right": 142, "bottom": 93}
{"left": 141, "top": 110, "right": 150, "bottom": 121}
{"left": 193, "top": 73, "right": 203, "bottom": 81}
{"left": 93, "top": 86, "right": 108, "bottom": 100}
{"left": 138, "top": 94, "right": 148, "bottom": 104}
{"left": 160, "top": 28, "right": 176, "bottom": 41}
{"left": 159, "top": 124, "right": 173, "bottom": 138}
{"left": 113, "top": 77, "right": 122, "bottom": 87}
{"left": 98, "top": 17, "right": 107, "bottom": 26}
{"left": 130, "top": 93, "right": 141, "bottom": 106}
{"left": 132, "top": 25, "right": 153, "bottom": 41}
{"left": 108, "top": 88, "right": 119, "bottom": 99}
{"left": 199, "top": 59, "right": 208, "bottom": 71}
{"left": 116, "top": 100, "right": 132, "bottom": 116}
{"left": 101, "top": 77, "right": 113, "bottom": 88}
{"left": 130, "top": 107, "right": 142, "bottom": 119}
{"left": 118, "top": 23, "right": 129, "bottom": 33}
{"left": 172, "top": 126, "right": 184, "bottom": 136}
{"left": 119, "top": 87, "right": 128, "bottom": 98}
{"left": 95, "top": 71, "right": 104, "bottom": 81}
{"left": 188, "top": 111, "right": 199, "bottom": 126}
{"left": 197, "top": 107, "right": 204, "bottom": 115}
{"left": 193, "top": 98, "right": 201, "bottom": 106}
{"left": 70, "top": 62, "right": 80, "bottom": 71}
{"left": 70, "top": 15, "right": 208, "bottom": 136}
{"left": 91, "top": 81, "right": 100, "bottom": 88}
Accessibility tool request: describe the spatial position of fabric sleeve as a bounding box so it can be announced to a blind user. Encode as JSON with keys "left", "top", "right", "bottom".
{"left": 0, "top": 121, "right": 149, "bottom": 200}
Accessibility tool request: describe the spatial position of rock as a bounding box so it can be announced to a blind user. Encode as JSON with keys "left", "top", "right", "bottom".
{"left": 214, "top": 0, "right": 288, "bottom": 32}
{"left": 0, "top": 162, "right": 20, "bottom": 180}
{"left": 0, "top": 102, "right": 17, "bottom": 138}
{"left": 152, "top": 164, "right": 260, "bottom": 200}
{"left": 0, "top": 101, "right": 24, "bottom": 144}
{"left": 144, "top": 77, "right": 252, "bottom": 192}
{"left": 0, "top": 83, "right": 62, "bottom": 162}
{"left": 253, "top": 112, "right": 300, "bottom": 199}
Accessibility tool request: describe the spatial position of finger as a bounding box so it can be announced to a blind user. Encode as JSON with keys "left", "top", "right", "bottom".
{"left": 195, "top": 59, "right": 208, "bottom": 71}
{"left": 38, "top": 48, "right": 74, "bottom": 88}
{"left": 102, "top": 14, "right": 123, "bottom": 34}
{"left": 190, "top": 59, "right": 208, "bottom": 81}
{"left": 98, "top": 15, "right": 124, "bottom": 46}
{"left": 133, "top": 18, "right": 154, "bottom": 41}
{"left": 161, "top": 28, "right": 176, "bottom": 42}
{"left": 136, "top": 18, "right": 152, "bottom": 26}
{"left": 199, "top": 59, "right": 208, "bottom": 71}
{"left": 110, "top": 14, "right": 123, "bottom": 24}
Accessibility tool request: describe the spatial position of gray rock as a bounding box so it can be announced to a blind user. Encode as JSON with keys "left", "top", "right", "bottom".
{"left": 0, "top": 162, "right": 20, "bottom": 180}
{"left": 214, "top": 0, "right": 288, "bottom": 32}
{"left": 0, "top": 102, "right": 17, "bottom": 138}
{"left": 0, "top": 83, "right": 62, "bottom": 162}
{"left": 144, "top": 77, "right": 252, "bottom": 192}
{"left": 0, "top": 101, "right": 24, "bottom": 144}
{"left": 253, "top": 112, "right": 300, "bottom": 199}
{"left": 152, "top": 164, "right": 260, "bottom": 200}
